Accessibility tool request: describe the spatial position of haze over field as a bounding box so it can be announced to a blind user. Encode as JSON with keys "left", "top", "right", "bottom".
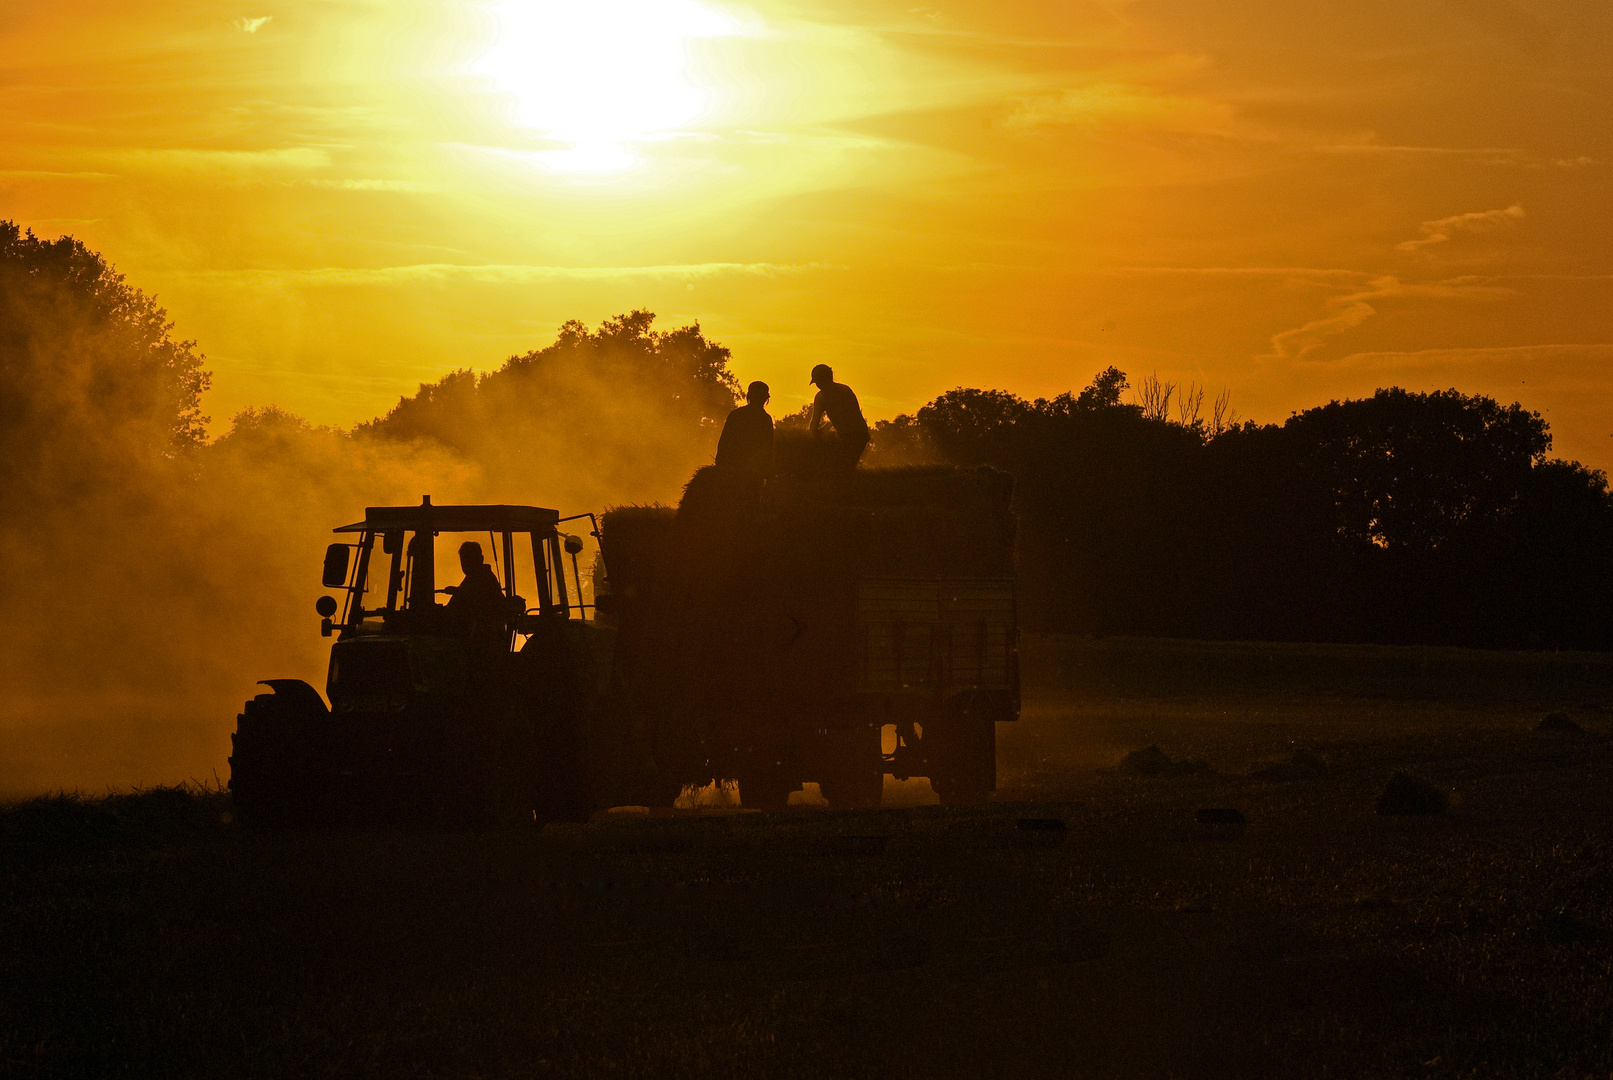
{"left": 3, "top": 0, "right": 1609, "bottom": 469}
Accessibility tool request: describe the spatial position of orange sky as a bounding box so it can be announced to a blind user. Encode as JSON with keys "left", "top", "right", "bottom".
{"left": 3, "top": 0, "right": 1610, "bottom": 470}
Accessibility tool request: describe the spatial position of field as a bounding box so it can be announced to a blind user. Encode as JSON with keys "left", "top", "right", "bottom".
{"left": 4, "top": 635, "right": 1612, "bottom": 1079}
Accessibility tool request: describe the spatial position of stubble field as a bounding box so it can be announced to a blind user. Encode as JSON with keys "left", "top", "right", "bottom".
{"left": 3, "top": 635, "right": 1611, "bottom": 1079}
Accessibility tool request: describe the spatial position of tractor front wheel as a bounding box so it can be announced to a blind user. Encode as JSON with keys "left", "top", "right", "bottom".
{"left": 229, "top": 683, "right": 330, "bottom": 827}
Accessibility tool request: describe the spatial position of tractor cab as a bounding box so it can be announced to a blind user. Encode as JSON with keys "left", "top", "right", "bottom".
{"left": 315, "top": 496, "right": 601, "bottom": 713}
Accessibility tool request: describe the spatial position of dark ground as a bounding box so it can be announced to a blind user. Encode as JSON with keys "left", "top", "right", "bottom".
{"left": 3, "top": 635, "right": 1611, "bottom": 1079}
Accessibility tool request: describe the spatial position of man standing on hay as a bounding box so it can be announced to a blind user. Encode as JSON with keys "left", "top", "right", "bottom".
{"left": 715, "top": 380, "right": 776, "bottom": 477}
{"left": 808, "top": 364, "right": 870, "bottom": 470}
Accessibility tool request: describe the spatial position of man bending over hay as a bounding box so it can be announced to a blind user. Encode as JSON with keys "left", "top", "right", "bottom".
{"left": 808, "top": 364, "right": 870, "bottom": 470}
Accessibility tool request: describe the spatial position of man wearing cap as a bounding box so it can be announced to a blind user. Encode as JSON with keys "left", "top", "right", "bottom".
{"left": 446, "top": 540, "right": 509, "bottom": 649}
{"left": 715, "top": 380, "right": 775, "bottom": 477}
{"left": 808, "top": 364, "right": 870, "bottom": 470}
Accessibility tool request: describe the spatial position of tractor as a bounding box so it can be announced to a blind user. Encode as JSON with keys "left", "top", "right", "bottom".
{"left": 228, "top": 497, "right": 639, "bottom": 827}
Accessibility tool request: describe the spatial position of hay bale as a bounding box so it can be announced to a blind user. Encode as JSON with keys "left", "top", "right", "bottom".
{"left": 666, "top": 463, "right": 1017, "bottom": 584}
{"left": 772, "top": 428, "right": 844, "bottom": 476}
{"left": 1251, "top": 748, "right": 1329, "bottom": 781}
{"left": 598, "top": 504, "right": 677, "bottom": 599}
{"left": 1120, "top": 745, "right": 1173, "bottom": 775}
{"left": 1375, "top": 772, "right": 1448, "bottom": 816}
{"left": 1535, "top": 711, "right": 1585, "bottom": 734}
{"left": 678, "top": 465, "right": 762, "bottom": 524}
{"left": 1119, "top": 745, "right": 1211, "bottom": 777}
{"left": 765, "top": 463, "right": 1013, "bottom": 514}
{"left": 599, "top": 503, "right": 676, "bottom": 539}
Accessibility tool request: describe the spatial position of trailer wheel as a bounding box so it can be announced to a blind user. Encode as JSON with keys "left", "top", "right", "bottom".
{"left": 929, "top": 715, "right": 996, "bottom": 806}
{"left": 819, "top": 769, "right": 883, "bottom": 809}
{"left": 818, "top": 725, "right": 884, "bottom": 809}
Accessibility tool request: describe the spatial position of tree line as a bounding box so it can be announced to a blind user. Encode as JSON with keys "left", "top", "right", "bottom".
{"left": 4, "top": 219, "right": 1609, "bottom": 653}
{"left": 865, "top": 373, "right": 1613, "bottom": 649}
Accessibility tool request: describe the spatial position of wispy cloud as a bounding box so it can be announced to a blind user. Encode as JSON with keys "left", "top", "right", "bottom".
{"left": 1332, "top": 343, "right": 1613, "bottom": 371}
{"left": 1268, "top": 276, "right": 1516, "bottom": 359}
{"left": 1002, "top": 81, "right": 1235, "bottom": 136}
{"left": 1398, "top": 204, "right": 1525, "bottom": 252}
{"left": 1318, "top": 143, "right": 1527, "bottom": 157}
{"left": 109, "top": 147, "right": 331, "bottom": 174}
{"left": 1108, "top": 266, "right": 1369, "bottom": 282}
{"left": 0, "top": 170, "right": 115, "bottom": 181}
{"left": 1316, "top": 145, "right": 1590, "bottom": 170}
{"left": 296, "top": 179, "right": 436, "bottom": 192}
{"left": 162, "top": 262, "right": 846, "bottom": 287}
{"left": 232, "top": 16, "right": 272, "bottom": 34}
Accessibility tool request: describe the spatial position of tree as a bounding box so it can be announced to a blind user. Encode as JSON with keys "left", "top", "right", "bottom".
{"left": 915, "top": 388, "right": 1030, "bottom": 465}
{"left": 1282, "top": 387, "right": 1550, "bottom": 552}
{"left": 1075, "top": 366, "right": 1130, "bottom": 410}
{"left": 0, "top": 222, "right": 210, "bottom": 500}
{"left": 357, "top": 311, "right": 741, "bottom": 507}
{"left": 360, "top": 311, "right": 738, "bottom": 450}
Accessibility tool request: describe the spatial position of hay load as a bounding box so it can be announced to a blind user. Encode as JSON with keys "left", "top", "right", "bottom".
{"left": 597, "top": 504, "right": 676, "bottom": 608}
{"left": 599, "top": 459, "right": 1021, "bottom": 809}
{"left": 673, "top": 462, "right": 1015, "bottom": 580}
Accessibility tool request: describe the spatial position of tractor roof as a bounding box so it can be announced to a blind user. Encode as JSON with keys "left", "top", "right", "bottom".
{"left": 334, "top": 501, "right": 560, "bottom": 534}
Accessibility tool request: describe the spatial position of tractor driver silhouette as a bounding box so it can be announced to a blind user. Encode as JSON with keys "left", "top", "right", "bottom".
{"left": 447, "top": 540, "right": 508, "bottom": 647}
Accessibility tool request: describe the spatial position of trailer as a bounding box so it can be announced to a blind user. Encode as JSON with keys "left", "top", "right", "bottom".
{"left": 600, "top": 464, "right": 1019, "bottom": 809}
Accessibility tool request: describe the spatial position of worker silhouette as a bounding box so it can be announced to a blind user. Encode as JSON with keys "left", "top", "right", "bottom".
{"left": 808, "top": 364, "right": 869, "bottom": 470}
{"left": 447, "top": 541, "right": 508, "bottom": 647}
{"left": 715, "top": 380, "right": 775, "bottom": 477}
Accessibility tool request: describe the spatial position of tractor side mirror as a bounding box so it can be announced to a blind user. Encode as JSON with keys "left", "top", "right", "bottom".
{"left": 321, "top": 544, "right": 350, "bottom": 588}
{"left": 563, "top": 534, "right": 584, "bottom": 556}
{"left": 382, "top": 530, "right": 402, "bottom": 555}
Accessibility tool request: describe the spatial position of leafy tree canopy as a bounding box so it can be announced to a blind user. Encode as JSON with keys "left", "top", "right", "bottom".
{"left": 1282, "top": 387, "right": 1552, "bottom": 551}
{"left": 0, "top": 221, "right": 210, "bottom": 495}
{"left": 359, "top": 310, "right": 738, "bottom": 451}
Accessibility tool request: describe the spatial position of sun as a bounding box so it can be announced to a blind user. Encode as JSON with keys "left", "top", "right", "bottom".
{"left": 476, "top": 0, "right": 744, "bottom": 171}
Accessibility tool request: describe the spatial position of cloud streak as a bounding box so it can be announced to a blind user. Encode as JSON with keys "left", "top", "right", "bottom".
{"left": 1398, "top": 204, "right": 1525, "bottom": 252}
{"left": 1002, "top": 81, "right": 1235, "bottom": 136}
{"left": 162, "top": 261, "right": 846, "bottom": 288}
{"left": 1268, "top": 276, "right": 1517, "bottom": 360}
{"left": 110, "top": 147, "right": 332, "bottom": 173}
{"left": 1333, "top": 343, "right": 1613, "bottom": 371}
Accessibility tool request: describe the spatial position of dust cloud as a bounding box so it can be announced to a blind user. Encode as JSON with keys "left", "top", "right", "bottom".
{"left": 0, "top": 240, "right": 733, "bottom": 797}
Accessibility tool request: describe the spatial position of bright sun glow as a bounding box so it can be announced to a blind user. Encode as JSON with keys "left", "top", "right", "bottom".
{"left": 476, "top": 0, "right": 746, "bottom": 172}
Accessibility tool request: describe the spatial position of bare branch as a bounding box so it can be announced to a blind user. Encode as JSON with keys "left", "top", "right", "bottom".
{"left": 1208, "top": 387, "right": 1240, "bottom": 437}
{"left": 1176, "top": 383, "right": 1204, "bottom": 430}
{"left": 1137, "top": 372, "right": 1175, "bottom": 422}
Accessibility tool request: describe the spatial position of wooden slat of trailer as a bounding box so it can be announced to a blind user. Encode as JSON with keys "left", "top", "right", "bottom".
{"left": 856, "top": 580, "right": 938, "bottom": 692}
